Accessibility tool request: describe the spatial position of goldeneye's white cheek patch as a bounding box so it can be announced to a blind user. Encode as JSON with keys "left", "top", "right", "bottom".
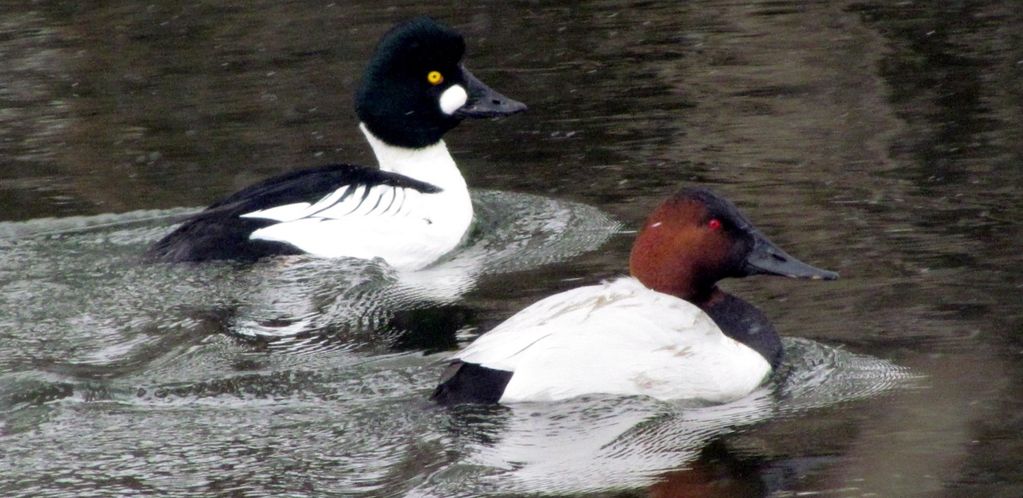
{"left": 439, "top": 85, "right": 468, "bottom": 115}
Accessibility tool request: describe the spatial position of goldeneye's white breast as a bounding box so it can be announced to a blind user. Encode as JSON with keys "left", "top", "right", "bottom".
{"left": 453, "top": 277, "right": 772, "bottom": 403}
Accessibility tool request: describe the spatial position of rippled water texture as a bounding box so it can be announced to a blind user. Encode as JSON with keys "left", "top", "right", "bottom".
{"left": 2, "top": 1, "right": 1022, "bottom": 497}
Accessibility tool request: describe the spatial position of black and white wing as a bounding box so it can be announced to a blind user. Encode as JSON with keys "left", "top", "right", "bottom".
{"left": 147, "top": 164, "right": 441, "bottom": 263}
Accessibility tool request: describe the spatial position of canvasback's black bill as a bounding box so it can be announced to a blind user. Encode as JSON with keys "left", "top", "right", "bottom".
{"left": 743, "top": 231, "right": 839, "bottom": 281}
{"left": 454, "top": 66, "right": 527, "bottom": 118}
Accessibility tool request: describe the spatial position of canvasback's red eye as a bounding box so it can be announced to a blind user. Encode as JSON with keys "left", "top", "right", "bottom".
{"left": 707, "top": 219, "right": 722, "bottom": 230}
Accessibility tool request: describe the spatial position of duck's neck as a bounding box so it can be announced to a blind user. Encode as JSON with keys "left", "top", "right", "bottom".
{"left": 698, "top": 288, "right": 783, "bottom": 368}
{"left": 360, "top": 123, "right": 466, "bottom": 192}
{"left": 630, "top": 262, "right": 711, "bottom": 304}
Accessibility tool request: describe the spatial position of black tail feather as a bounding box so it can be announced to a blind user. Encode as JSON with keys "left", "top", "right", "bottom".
{"left": 430, "top": 361, "right": 513, "bottom": 405}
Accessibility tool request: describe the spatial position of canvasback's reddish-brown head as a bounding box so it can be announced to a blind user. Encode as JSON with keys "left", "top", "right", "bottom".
{"left": 628, "top": 188, "right": 838, "bottom": 301}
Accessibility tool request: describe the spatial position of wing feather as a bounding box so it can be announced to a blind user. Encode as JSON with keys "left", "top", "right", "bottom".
{"left": 146, "top": 164, "right": 441, "bottom": 263}
{"left": 454, "top": 277, "right": 772, "bottom": 403}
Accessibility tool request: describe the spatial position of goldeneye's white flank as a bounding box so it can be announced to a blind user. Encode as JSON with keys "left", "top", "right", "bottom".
{"left": 147, "top": 17, "right": 526, "bottom": 269}
{"left": 432, "top": 188, "right": 838, "bottom": 405}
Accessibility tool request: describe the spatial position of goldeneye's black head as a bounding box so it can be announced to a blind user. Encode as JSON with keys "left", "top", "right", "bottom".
{"left": 355, "top": 17, "right": 527, "bottom": 149}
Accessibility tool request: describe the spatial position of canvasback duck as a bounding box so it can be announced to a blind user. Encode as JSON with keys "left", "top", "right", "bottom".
{"left": 146, "top": 17, "right": 526, "bottom": 269}
{"left": 432, "top": 187, "right": 837, "bottom": 404}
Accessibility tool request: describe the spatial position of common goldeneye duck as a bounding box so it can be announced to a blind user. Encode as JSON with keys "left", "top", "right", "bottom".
{"left": 431, "top": 187, "right": 838, "bottom": 405}
{"left": 146, "top": 17, "right": 526, "bottom": 269}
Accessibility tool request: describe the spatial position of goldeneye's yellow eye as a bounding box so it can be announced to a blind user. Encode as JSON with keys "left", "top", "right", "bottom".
{"left": 427, "top": 71, "right": 444, "bottom": 85}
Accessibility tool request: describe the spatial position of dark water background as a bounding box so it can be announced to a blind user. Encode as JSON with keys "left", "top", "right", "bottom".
{"left": 2, "top": 1, "right": 1022, "bottom": 496}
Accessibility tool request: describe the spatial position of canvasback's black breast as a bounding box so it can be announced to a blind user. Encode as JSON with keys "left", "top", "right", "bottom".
{"left": 701, "top": 293, "right": 784, "bottom": 369}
